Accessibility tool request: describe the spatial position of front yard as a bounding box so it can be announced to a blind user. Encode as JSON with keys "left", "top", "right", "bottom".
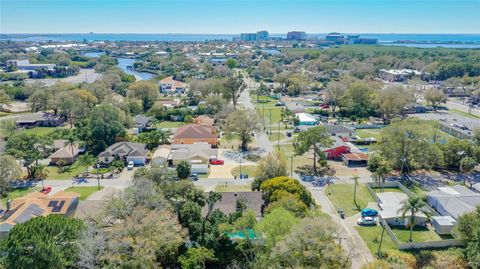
{"left": 20, "top": 127, "right": 59, "bottom": 137}
{"left": 65, "top": 186, "right": 103, "bottom": 200}
{"left": 214, "top": 184, "right": 252, "bottom": 192}
{"left": 355, "top": 225, "right": 397, "bottom": 254}
{"left": 231, "top": 165, "right": 257, "bottom": 178}
{"left": 326, "top": 183, "right": 375, "bottom": 217}
{"left": 45, "top": 162, "right": 87, "bottom": 180}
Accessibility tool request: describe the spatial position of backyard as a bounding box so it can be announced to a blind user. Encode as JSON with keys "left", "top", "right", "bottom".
{"left": 65, "top": 186, "right": 103, "bottom": 200}
{"left": 326, "top": 183, "right": 375, "bottom": 217}
{"left": 355, "top": 225, "right": 397, "bottom": 254}
{"left": 19, "top": 127, "right": 59, "bottom": 136}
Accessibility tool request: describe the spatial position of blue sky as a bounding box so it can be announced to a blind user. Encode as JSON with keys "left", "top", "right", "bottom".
{"left": 1, "top": 0, "right": 479, "bottom": 34}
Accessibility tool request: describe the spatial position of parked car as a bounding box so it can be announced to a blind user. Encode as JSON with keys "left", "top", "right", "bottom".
{"left": 209, "top": 158, "right": 224, "bottom": 165}
{"left": 337, "top": 208, "right": 345, "bottom": 219}
{"left": 41, "top": 186, "right": 52, "bottom": 194}
{"left": 127, "top": 161, "right": 134, "bottom": 170}
{"left": 188, "top": 173, "right": 199, "bottom": 181}
{"left": 357, "top": 216, "right": 377, "bottom": 226}
{"left": 361, "top": 208, "right": 379, "bottom": 217}
{"left": 293, "top": 127, "right": 301, "bottom": 133}
{"left": 275, "top": 101, "right": 285, "bottom": 106}
{"left": 286, "top": 132, "right": 292, "bottom": 137}
{"left": 320, "top": 104, "right": 330, "bottom": 109}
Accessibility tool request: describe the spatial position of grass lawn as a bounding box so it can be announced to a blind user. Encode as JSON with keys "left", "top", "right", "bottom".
{"left": 1, "top": 187, "right": 41, "bottom": 208}
{"left": 0, "top": 111, "right": 11, "bottom": 117}
{"left": 355, "top": 225, "right": 398, "bottom": 254}
{"left": 449, "top": 109, "right": 480, "bottom": 119}
{"left": 231, "top": 165, "right": 257, "bottom": 178}
{"left": 356, "top": 129, "right": 382, "bottom": 140}
{"left": 258, "top": 107, "right": 284, "bottom": 126}
{"left": 20, "top": 127, "right": 58, "bottom": 136}
{"left": 214, "top": 184, "right": 252, "bottom": 192}
{"left": 45, "top": 162, "right": 86, "bottom": 180}
{"left": 268, "top": 132, "right": 286, "bottom": 142}
{"left": 326, "top": 183, "right": 375, "bottom": 217}
{"left": 154, "top": 121, "right": 183, "bottom": 128}
{"left": 391, "top": 226, "right": 443, "bottom": 243}
{"left": 65, "top": 186, "right": 103, "bottom": 200}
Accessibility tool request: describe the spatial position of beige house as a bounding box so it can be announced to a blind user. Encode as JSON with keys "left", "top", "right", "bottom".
{"left": 50, "top": 143, "right": 80, "bottom": 165}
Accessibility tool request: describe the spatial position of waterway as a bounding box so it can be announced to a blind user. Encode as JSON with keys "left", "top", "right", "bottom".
{"left": 83, "top": 52, "right": 154, "bottom": 80}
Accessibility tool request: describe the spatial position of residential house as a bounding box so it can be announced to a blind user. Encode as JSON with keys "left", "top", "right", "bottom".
{"left": 377, "top": 192, "right": 428, "bottom": 227}
{"left": 296, "top": 113, "right": 317, "bottom": 125}
{"left": 16, "top": 112, "right": 65, "bottom": 128}
{"left": 167, "top": 143, "right": 218, "bottom": 166}
{"left": 134, "top": 114, "right": 153, "bottom": 133}
{"left": 151, "top": 145, "right": 171, "bottom": 167}
{"left": 159, "top": 76, "right": 186, "bottom": 94}
{"left": 318, "top": 137, "right": 350, "bottom": 159}
{"left": 427, "top": 185, "right": 480, "bottom": 219}
{"left": 49, "top": 143, "right": 80, "bottom": 165}
{"left": 342, "top": 152, "right": 368, "bottom": 167}
{"left": 98, "top": 142, "right": 148, "bottom": 166}
{"left": 173, "top": 124, "right": 218, "bottom": 146}
{"left": 201, "top": 192, "right": 264, "bottom": 218}
{"left": 155, "top": 99, "right": 181, "bottom": 108}
{"left": 324, "top": 124, "right": 354, "bottom": 139}
{"left": 0, "top": 191, "right": 80, "bottom": 237}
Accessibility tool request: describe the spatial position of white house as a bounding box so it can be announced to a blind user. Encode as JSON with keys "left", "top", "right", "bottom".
{"left": 296, "top": 113, "right": 317, "bottom": 126}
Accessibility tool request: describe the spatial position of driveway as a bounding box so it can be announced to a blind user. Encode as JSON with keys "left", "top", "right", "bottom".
{"left": 308, "top": 187, "right": 375, "bottom": 269}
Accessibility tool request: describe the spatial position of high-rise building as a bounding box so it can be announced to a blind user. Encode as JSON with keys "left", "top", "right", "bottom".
{"left": 256, "top": 30, "right": 269, "bottom": 41}
{"left": 240, "top": 33, "right": 257, "bottom": 41}
{"left": 326, "top": 32, "right": 345, "bottom": 44}
{"left": 286, "top": 31, "right": 307, "bottom": 41}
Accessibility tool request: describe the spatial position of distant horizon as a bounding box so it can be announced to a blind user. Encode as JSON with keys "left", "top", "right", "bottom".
{"left": 3, "top": 32, "right": 480, "bottom": 35}
{"left": 2, "top": 0, "right": 479, "bottom": 34}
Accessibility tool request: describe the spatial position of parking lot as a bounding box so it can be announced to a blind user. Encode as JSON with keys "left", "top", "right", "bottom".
{"left": 409, "top": 110, "right": 480, "bottom": 138}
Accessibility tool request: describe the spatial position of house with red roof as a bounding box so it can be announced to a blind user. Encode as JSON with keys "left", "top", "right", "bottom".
{"left": 173, "top": 124, "right": 218, "bottom": 146}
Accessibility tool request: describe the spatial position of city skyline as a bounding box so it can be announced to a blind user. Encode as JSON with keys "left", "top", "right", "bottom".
{"left": 1, "top": 0, "right": 479, "bottom": 34}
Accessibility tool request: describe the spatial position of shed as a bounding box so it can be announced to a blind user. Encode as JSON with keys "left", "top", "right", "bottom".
{"left": 342, "top": 152, "right": 368, "bottom": 167}
{"left": 431, "top": 216, "right": 457, "bottom": 235}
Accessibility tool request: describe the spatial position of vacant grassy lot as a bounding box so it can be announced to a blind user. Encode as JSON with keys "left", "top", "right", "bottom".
{"left": 65, "top": 186, "right": 103, "bottom": 200}
{"left": 219, "top": 134, "right": 242, "bottom": 149}
{"left": 355, "top": 225, "right": 397, "bottom": 254}
{"left": 154, "top": 121, "right": 183, "bottom": 128}
{"left": 258, "top": 106, "right": 284, "bottom": 126}
{"left": 45, "top": 162, "right": 86, "bottom": 180}
{"left": 214, "top": 184, "right": 252, "bottom": 192}
{"left": 326, "top": 183, "right": 375, "bottom": 217}
{"left": 231, "top": 165, "right": 257, "bottom": 178}
{"left": 356, "top": 129, "right": 382, "bottom": 140}
{"left": 1, "top": 187, "right": 41, "bottom": 208}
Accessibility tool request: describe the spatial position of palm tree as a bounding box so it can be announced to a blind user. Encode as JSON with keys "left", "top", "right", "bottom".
{"left": 77, "top": 153, "right": 97, "bottom": 175}
{"left": 374, "top": 162, "right": 392, "bottom": 192}
{"left": 64, "top": 134, "right": 77, "bottom": 158}
{"left": 398, "top": 196, "right": 430, "bottom": 242}
{"left": 351, "top": 174, "right": 360, "bottom": 210}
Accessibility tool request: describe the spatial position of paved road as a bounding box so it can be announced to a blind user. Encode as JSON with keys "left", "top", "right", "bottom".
{"left": 445, "top": 99, "right": 480, "bottom": 117}
{"left": 240, "top": 74, "right": 273, "bottom": 155}
{"left": 308, "top": 186, "right": 375, "bottom": 269}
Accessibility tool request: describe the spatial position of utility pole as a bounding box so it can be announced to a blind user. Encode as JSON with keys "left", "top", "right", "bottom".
{"left": 277, "top": 120, "right": 281, "bottom": 149}
{"left": 269, "top": 109, "right": 272, "bottom": 134}
{"left": 290, "top": 156, "right": 294, "bottom": 177}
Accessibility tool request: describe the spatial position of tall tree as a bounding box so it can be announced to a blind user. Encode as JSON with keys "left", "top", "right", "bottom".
{"left": 456, "top": 206, "right": 480, "bottom": 268}
{"left": 325, "top": 81, "right": 346, "bottom": 114}
{"left": 176, "top": 160, "right": 191, "bottom": 179}
{"left": 253, "top": 152, "right": 287, "bottom": 190}
{"left": 293, "top": 126, "right": 332, "bottom": 173}
{"left": 223, "top": 109, "right": 261, "bottom": 151}
{"left": 424, "top": 88, "right": 446, "bottom": 112}
{"left": 0, "top": 215, "right": 84, "bottom": 269}
{"left": 223, "top": 74, "right": 246, "bottom": 109}
{"left": 128, "top": 80, "right": 159, "bottom": 111}
{"left": 80, "top": 104, "right": 126, "bottom": 154}
{"left": 376, "top": 85, "right": 410, "bottom": 123}
{"left": 6, "top": 133, "right": 51, "bottom": 179}
{"left": 398, "top": 196, "right": 430, "bottom": 242}
{"left": 0, "top": 155, "right": 22, "bottom": 197}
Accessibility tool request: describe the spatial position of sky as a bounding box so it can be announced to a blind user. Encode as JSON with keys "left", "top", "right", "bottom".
{"left": 1, "top": 0, "right": 480, "bottom": 34}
